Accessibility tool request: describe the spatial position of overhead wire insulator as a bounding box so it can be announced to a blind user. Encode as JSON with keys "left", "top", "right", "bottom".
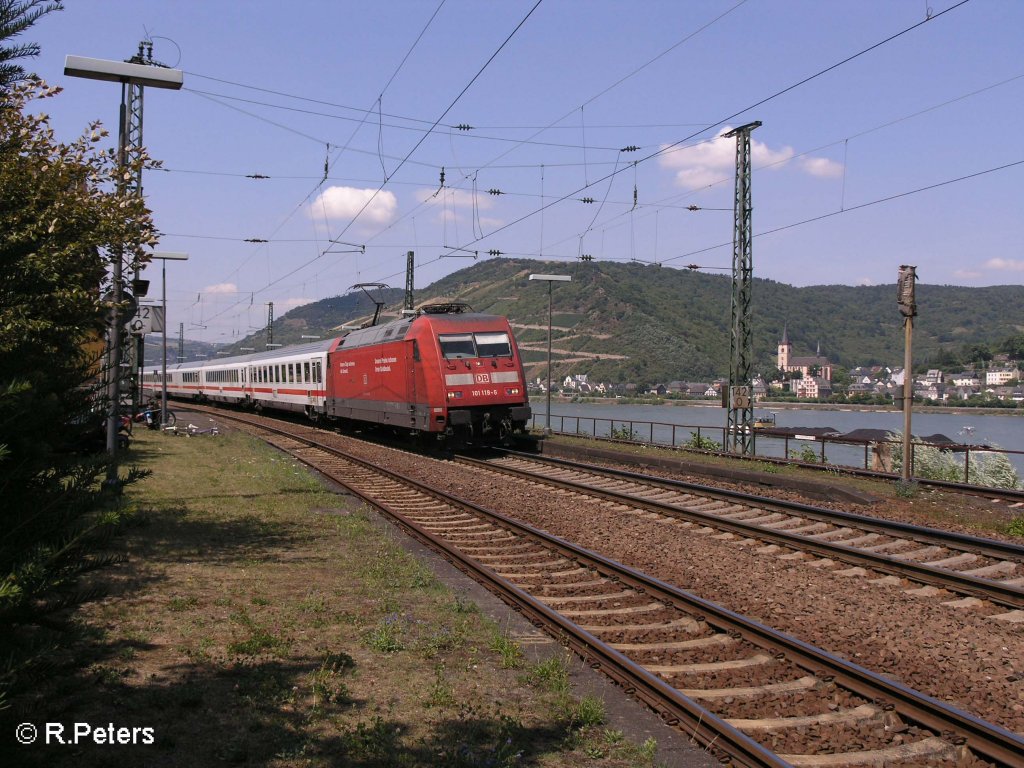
{"left": 620, "top": 145, "right": 639, "bottom": 153}
{"left": 579, "top": 197, "right": 595, "bottom": 204}
{"left": 687, "top": 204, "right": 700, "bottom": 211}
{"left": 486, "top": 249, "right": 502, "bottom": 257}
{"left": 686, "top": 263, "right": 700, "bottom": 270}
{"left": 486, "top": 188, "right": 503, "bottom": 196}
{"left": 580, "top": 254, "right": 593, "bottom": 261}
{"left": 455, "top": 123, "right": 474, "bottom": 131}
{"left": 246, "top": 173, "right": 270, "bottom": 179}
{"left": 245, "top": 238, "right": 269, "bottom": 243}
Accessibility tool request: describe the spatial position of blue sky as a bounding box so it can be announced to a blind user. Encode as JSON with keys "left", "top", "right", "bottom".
{"left": 24, "top": 0, "right": 1024, "bottom": 343}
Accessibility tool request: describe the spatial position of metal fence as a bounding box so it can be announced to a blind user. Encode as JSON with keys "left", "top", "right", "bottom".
{"left": 530, "top": 412, "right": 1024, "bottom": 485}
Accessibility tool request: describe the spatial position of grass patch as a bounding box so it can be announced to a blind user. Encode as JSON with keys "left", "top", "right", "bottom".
{"left": 488, "top": 624, "right": 524, "bottom": 669}
{"left": 13, "top": 425, "right": 677, "bottom": 767}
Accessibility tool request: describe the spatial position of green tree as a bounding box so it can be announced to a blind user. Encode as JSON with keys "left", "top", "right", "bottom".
{"left": 0, "top": 78, "right": 156, "bottom": 708}
{"left": 1000, "top": 333, "right": 1024, "bottom": 360}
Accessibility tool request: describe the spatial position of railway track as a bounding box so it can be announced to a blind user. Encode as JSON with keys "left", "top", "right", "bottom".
{"left": 554, "top": 430, "right": 1024, "bottom": 507}
{"left": 453, "top": 450, "right": 1024, "bottom": 614}
{"left": 197, "top": 409, "right": 1024, "bottom": 767}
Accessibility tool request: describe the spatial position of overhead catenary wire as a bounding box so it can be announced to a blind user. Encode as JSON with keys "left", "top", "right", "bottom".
{"left": 198, "top": 1, "right": 545, "bottom": 329}
{"left": 431, "top": 0, "right": 976, "bottom": 261}
{"left": 174, "top": 0, "right": 991, "bottom": 342}
{"left": 165, "top": 56, "right": 1017, "bottom": 261}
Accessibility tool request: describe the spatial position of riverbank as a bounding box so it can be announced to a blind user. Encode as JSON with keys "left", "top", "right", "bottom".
{"left": 555, "top": 396, "right": 1022, "bottom": 417}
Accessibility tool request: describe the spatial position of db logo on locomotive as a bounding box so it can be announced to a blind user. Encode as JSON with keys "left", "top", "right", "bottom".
{"left": 475, "top": 373, "right": 490, "bottom": 384}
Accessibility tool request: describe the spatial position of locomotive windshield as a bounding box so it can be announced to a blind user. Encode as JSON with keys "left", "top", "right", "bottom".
{"left": 439, "top": 334, "right": 476, "bottom": 359}
{"left": 439, "top": 332, "right": 513, "bottom": 359}
{"left": 474, "top": 332, "right": 511, "bottom": 358}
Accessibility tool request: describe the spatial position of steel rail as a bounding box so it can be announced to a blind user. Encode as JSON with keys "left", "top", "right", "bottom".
{"left": 249, "top": 428, "right": 784, "bottom": 767}
{"left": 457, "top": 452, "right": 1024, "bottom": 609}
{"left": 550, "top": 429, "right": 1024, "bottom": 505}
{"left": 496, "top": 448, "right": 1024, "bottom": 560}
{"left": 236, "top": 417, "right": 1024, "bottom": 767}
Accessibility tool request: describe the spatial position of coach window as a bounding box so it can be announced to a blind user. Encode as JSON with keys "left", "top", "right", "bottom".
{"left": 439, "top": 333, "right": 476, "bottom": 359}
{"left": 304, "top": 361, "right": 311, "bottom": 382}
{"left": 313, "top": 360, "right": 321, "bottom": 383}
{"left": 475, "top": 332, "right": 512, "bottom": 358}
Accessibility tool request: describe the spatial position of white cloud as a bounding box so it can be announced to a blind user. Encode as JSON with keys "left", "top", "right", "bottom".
{"left": 953, "top": 269, "right": 983, "bottom": 279}
{"left": 658, "top": 127, "right": 841, "bottom": 189}
{"left": 799, "top": 156, "right": 844, "bottom": 178}
{"left": 310, "top": 186, "right": 398, "bottom": 225}
{"left": 856, "top": 277, "right": 876, "bottom": 286}
{"left": 279, "top": 297, "right": 314, "bottom": 310}
{"left": 985, "top": 257, "right": 1024, "bottom": 272}
{"left": 203, "top": 282, "right": 237, "bottom": 295}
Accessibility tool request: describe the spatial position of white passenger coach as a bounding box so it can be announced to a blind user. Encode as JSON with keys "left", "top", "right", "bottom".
{"left": 142, "top": 339, "right": 333, "bottom": 419}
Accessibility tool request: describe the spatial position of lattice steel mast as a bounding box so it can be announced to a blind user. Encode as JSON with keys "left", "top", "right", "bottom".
{"left": 124, "top": 42, "right": 150, "bottom": 414}
{"left": 724, "top": 121, "right": 761, "bottom": 454}
{"left": 405, "top": 251, "right": 415, "bottom": 311}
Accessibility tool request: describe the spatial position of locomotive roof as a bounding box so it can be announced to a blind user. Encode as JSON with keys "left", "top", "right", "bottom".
{"left": 158, "top": 310, "right": 509, "bottom": 370}
{"left": 336, "top": 311, "right": 504, "bottom": 351}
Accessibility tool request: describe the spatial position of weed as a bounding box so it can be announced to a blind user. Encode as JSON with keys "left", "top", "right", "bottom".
{"left": 894, "top": 479, "right": 919, "bottom": 498}
{"left": 1007, "top": 517, "right": 1024, "bottom": 538}
{"left": 609, "top": 424, "right": 639, "bottom": 441}
{"left": 364, "top": 614, "right": 405, "bottom": 653}
{"left": 227, "top": 608, "right": 287, "bottom": 656}
{"left": 251, "top": 595, "right": 270, "bottom": 606}
{"left": 298, "top": 591, "right": 327, "bottom": 614}
{"left": 639, "top": 737, "right": 659, "bottom": 761}
{"left": 449, "top": 592, "right": 479, "bottom": 614}
{"left": 790, "top": 444, "right": 821, "bottom": 463}
{"left": 309, "top": 653, "right": 354, "bottom": 709}
{"left": 602, "top": 728, "right": 624, "bottom": 745}
{"left": 418, "top": 622, "right": 466, "bottom": 658}
{"left": 168, "top": 595, "right": 199, "bottom": 612}
{"left": 685, "top": 433, "right": 721, "bottom": 451}
{"left": 488, "top": 628, "right": 524, "bottom": 669}
{"left": 424, "top": 665, "right": 456, "bottom": 709}
{"left": 525, "top": 655, "right": 569, "bottom": 694}
{"left": 568, "top": 694, "right": 606, "bottom": 728}
{"left": 338, "top": 716, "right": 400, "bottom": 761}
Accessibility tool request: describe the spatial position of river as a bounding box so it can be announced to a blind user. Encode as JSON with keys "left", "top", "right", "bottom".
{"left": 529, "top": 400, "right": 1024, "bottom": 476}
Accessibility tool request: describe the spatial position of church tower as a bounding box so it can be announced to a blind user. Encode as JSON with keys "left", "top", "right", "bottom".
{"left": 777, "top": 323, "right": 792, "bottom": 369}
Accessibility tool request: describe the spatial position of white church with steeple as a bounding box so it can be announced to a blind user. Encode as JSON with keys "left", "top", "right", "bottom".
{"left": 777, "top": 324, "right": 833, "bottom": 381}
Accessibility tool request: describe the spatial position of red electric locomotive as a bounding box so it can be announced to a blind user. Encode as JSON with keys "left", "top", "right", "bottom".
{"left": 145, "top": 303, "right": 532, "bottom": 444}
{"left": 324, "top": 303, "right": 531, "bottom": 442}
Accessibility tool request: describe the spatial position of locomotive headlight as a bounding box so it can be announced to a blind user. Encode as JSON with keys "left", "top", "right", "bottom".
{"left": 447, "top": 391, "right": 463, "bottom": 399}
{"left": 506, "top": 387, "right": 520, "bottom": 395}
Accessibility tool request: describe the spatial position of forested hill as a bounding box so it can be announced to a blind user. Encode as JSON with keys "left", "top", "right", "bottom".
{"left": 227, "top": 258, "right": 1024, "bottom": 385}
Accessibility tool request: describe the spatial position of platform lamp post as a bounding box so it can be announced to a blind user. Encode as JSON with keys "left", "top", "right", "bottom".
{"left": 147, "top": 253, "right": 189, "bottom": 428}
{"left": 529, "top": 274, "right": 571, "bottom": 434}
{"left": 64, "top": 54, "right": 182, "bottom": 482}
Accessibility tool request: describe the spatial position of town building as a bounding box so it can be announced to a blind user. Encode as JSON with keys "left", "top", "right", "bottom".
{"left": 777, "top": 325, "right": 833, "bottom": 388}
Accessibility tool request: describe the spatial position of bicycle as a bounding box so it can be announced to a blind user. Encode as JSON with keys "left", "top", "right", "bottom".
{"left": 138, "top": 405, "right": 176, "bottom": 430}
